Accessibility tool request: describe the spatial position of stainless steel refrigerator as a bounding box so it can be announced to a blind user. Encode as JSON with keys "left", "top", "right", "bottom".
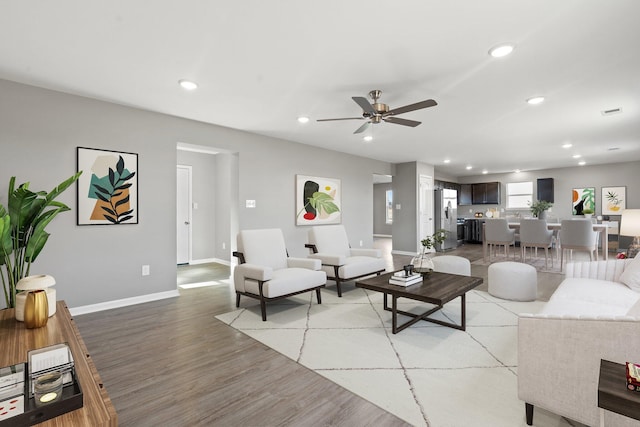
{"left": 434, "top": 189, "right": 459, "bottom": 251}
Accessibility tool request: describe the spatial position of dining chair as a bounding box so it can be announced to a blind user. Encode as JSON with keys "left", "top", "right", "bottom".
{"left": 559, "top": 219, "right": 598, "bottom": 271}
{"left": 519, "top": 219, "right": 554, "bottom": 269}
{"left": 484, "top": 218, "right": 516, "bottom": 262}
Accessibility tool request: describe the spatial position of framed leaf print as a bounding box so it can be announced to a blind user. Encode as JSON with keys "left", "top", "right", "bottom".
{"left": 572, "top": 187, "right": 595, "bottom": 215}
{"left": 296, "top": 175, "right": 341, "bottom": 225}
{"left": 77, "top": 147, "right": 138, "bottom": 225}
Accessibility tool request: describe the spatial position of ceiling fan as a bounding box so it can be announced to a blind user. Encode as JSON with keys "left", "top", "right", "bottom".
{"left": 317, "top": 89, "right": 437, "bottom": 134}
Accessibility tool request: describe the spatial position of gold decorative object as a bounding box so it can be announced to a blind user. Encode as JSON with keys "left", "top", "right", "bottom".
{"left": 15, "top": 274, "right": 57, "bottom": 322}
{"left": 24, "top": 290, "right": 49, "bottom": 329}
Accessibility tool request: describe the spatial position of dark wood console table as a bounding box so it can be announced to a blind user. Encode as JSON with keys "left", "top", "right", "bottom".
{"left": 0, "top": 301, "right": 117, "bottom": 426}
{"left": 598, "top": 359, "right": 640, "bottom": 426}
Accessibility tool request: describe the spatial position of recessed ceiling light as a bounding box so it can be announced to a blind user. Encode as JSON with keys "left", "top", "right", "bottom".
{"left": 179, "top": 79, "right": 198, "bottom": 90}
{"left": 363, "top": 135, "right": 373, "bottom": 142}
{"left": 489, "top": 44, "right": 514, "bottom": 58}
{"left": 443, "top": 159, "right": 451, "bottom": 164}
{"left": 527, "top": 96, "right": 545, "bottom": 105}
{"left": 482, "top": 170, "right": 488, "bottom": 174}
{"left": 297, "top": 116, "right": 310, "bottom": 124}
{"left": 578, "top": 161, "right": 586, "bottom": 166}
{"left": 562, "top": 143, "right": 573, "bottom": 149}
{"left": 466, "top": 165, "right": 473, "bottom": 170}
{"left": 572, "top": 154, "right": 582, "bottom": 159}
{"left": 514, "top": 169, "right": 521, "bottom": 173}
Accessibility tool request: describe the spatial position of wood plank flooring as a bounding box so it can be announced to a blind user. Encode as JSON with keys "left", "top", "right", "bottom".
{"left": 74, "top": 241, "right": 565, "bottom": 426}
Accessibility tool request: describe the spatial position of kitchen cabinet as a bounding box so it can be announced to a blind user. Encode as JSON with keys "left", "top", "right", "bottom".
{"left": 471, "top": 182, "right": 500, "bottom": 205}
{"left": 459, "top": 184, "right": 473, "bottom": 205}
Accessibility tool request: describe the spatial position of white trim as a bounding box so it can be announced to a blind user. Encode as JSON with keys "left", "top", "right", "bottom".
{"left": 392, "top": 250, "right": 417, "bottom": 256}
{"left": 69, "top": 290, "right": 180, "bottom": 316}
{"left": 187, "top": 258, "right": 232, "bottom": 266}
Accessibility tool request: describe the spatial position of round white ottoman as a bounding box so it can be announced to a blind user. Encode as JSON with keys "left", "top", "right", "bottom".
{"left": 488, "top": 261, "right": 537, "bottom": 301}
{"left": 432, "top": 255, "right": 471, "bottom": 276}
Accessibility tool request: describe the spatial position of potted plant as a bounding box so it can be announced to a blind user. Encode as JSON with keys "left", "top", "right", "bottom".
{"left": 411, "top": 229, "right": 448, "bottom": 274}
{"left": 1, "top": 172, "right": 81, "bottom": 309}
{"left": 529, "top": 200, "right": 553, "bottom": 220}
{"left": 582, "top": 208, "right": 594, "bottom": 219}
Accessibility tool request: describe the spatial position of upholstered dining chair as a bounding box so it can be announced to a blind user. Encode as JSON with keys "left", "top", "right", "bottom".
{"left": 233, "top": 228, "right": 326, "bottom": 320}
{"left": 484, "top": 218, "right": 516, "bottom": 262}
{"left": 305, "top": 225, "right": 386, "bottom": 297}
{"left": 519, "top": 219, "right": 554, "bottom": 269}
{"left": 559, "top": 219, "right": 598, "bottom": 271}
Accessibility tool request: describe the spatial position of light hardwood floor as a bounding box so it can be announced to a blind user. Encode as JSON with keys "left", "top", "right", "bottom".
{"left": 74, "top": 241, "right": 564, "bottom": 426}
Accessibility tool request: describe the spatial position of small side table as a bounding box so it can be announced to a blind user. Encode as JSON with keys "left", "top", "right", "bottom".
{"left": 598, "top": 359, "right": 640, "bottom": 426}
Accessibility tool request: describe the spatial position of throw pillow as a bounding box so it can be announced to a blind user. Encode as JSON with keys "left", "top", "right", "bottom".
{"left": 620, "top": 254, "right": 640, "bottom": 292}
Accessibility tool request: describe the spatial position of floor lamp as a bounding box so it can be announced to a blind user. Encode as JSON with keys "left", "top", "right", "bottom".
{"left": 620, "top": 209, "right": 640, "bottom": 258}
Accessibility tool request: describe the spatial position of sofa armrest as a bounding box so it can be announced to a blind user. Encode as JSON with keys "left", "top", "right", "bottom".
{"left": 350, "top": 248, "right": 382, "bottom": 258}
{"left": 235, "top": 263, "right": 273, "bottom": 281}
{"left": 308, "top": 253, "right": 346, "bottom": 266}
{"left": 518, "top": 314, "right": 640, "bottom": 426}
{"left": 287, "top": 257, "right": 321, "bottom": 270}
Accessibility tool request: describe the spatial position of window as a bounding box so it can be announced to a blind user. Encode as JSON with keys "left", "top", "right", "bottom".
{"left": 385, "top": 190, "right": 393, "bottom": 224}
{"left": 507, "top": 181, "right": 533, "bottom": 209}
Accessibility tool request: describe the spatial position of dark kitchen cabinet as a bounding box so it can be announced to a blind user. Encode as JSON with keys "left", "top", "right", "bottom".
{"left": 471, "top": 182, "right": 500, "bottom": 205}
{"left": 459, "top": 184, "right": 472, "bottom": 205}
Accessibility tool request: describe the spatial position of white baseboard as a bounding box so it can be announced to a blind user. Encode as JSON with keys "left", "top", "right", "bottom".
{"left": 391, "top": 250, "right": 417, "bottom": 256}
{"left": 69, "top": 290, "right": 180, "bottom": 316}
{"left": 190, "top": 258, "right": 232, "bottom": 266}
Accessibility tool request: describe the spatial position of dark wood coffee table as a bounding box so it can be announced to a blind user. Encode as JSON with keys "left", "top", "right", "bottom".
{"left": 355, "top": 271, "right": 483, "bottom": 334}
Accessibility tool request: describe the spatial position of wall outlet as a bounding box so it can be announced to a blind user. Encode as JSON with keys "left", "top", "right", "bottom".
{"left": 222, "top": 242, "right": 226, "bottom": 250}
{"left": 246, "top": 200, "right": 256, "bottom": 208}
{"left": 193, "top": 202, "right": 198, "bottom": 210}
{"left": 396, "top": 204, "right": 401, "bottom": 210}
{"left": 142, "top": 265, "right": 150, "bottom": 276}
{"left": 359, "top": 240, "right": 363, "bottom": 247}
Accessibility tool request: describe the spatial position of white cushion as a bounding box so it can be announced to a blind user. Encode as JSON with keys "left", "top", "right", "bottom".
{"left": 243, "top": 268, "right": 326, "bottom": 298}
{"left": 432, "top": 255, "right": 471, "bottom": 276}
{"left": 308, "top": 225, "right": 351, "bottom": 257}
{"left": 541, "top": 278, "right": 640, "bottom": 316}
{"left": 323, "top": 256, "right": 386, "bottom": 280}
{"left": 488, "top": 261, "right": 537, "bottom": 301}
{"left": 237, "top": 229, "right": 288, "bottom": 270}
{"left": 619, "top": 253, "right": 640, "bottom": 292}
{"left": 627, "top": 298, "right": 640, "bottom": 317}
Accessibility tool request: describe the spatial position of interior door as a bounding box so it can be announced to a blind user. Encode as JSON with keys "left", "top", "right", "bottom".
{"left": 177, "top": 165, "right": 192, "bottom": 264}
{"left": 419, "top": 175, "right": 434, "bottom": 252}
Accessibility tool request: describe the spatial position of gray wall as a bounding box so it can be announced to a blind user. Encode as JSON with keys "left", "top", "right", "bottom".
{"left": 373, "top": 183, "right": 392, "bottom": 236}
{"left": 458, "top": 162, "right": 640, "bottom": 220}
{"left": 0, "top": 79, "right": 391, "bottom": 309}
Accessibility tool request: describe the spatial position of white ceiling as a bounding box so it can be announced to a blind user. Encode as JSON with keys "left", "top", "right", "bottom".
{"left": 2, "top": 1, "right": 639, "bottom": 177}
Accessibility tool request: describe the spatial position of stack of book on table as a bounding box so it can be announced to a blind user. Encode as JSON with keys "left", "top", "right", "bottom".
{"left": 389, "top": 271, "right": 423, "bottom": 287}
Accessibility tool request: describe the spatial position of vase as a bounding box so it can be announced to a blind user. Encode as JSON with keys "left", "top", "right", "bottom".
{"left": 538, "top": 210, "right": 547, "bottom": 220}
{"left": 410, "top": 250, "right": 435, "bottom": 275}
{"left": 24, "top": 290, "right": 49, "bottom": 329}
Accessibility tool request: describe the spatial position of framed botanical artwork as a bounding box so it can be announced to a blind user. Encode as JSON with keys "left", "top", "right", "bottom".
{"left": 296, "top": 175, "right": 341, "bottom": 225}
{"left": 601, "top": 186, "right": 626, "bottom": 215}
{"left": 77, "top": 147, "right": 138, "bottom": 225}
{"left": 572, "top": 187, "right": 595, "bottom": 215}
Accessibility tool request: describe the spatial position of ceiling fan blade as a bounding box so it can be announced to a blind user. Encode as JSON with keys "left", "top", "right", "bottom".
{"left": 383, "top": 116, "right": 421, "bottom": 127}
{"left": 353, "top": 121, "right": 371, "bottom": 134}
{"left": 387, "top": 99, "right": 437, "bottom": 116}
{"left": 352, "top": 96, "right": 377, "bottom": 116}
{"left": 317, "top": 117, "right": 364, "bottom": 122}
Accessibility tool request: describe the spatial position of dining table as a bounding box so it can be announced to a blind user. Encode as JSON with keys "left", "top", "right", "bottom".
{"left": 482, "top": 221, "right": 611, "bottom": 262}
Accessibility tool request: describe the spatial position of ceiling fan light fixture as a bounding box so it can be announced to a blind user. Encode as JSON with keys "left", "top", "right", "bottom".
{"left": 527, "top": 96, "right": 545, "bottom": 105}
{"left": 297, "top": 116, "right": 310, "bottom": 124}
{"left": 489, "top": 44, "right": 514, "bottom": 58}
{"left": 179, "top": 80, "right": 198, "bottom": 91}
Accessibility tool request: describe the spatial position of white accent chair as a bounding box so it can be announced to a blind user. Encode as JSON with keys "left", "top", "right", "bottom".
{"left": 305, "top": 225, "right": 386, "bottom": 297}
{"left": 431, "top": 255, "right": 471, "bottom": 276}
{"left": 519, "top": 219, "right": 554, "bottom": 269}
{"left": 559, "top": 219, "right": 598, "bottom": 271}
{"left": 233, "top": 229, "right": 326, "bottom": 321}
{"left": 484, "top": 218, "right": 516, "bottom": 262}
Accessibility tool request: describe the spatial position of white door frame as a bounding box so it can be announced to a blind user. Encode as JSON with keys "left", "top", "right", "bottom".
{"left": 418, "top": 174, "right": 434, "bottom": 252}
{"left": 177, "top": 165, "right": 192, "bottom": 264}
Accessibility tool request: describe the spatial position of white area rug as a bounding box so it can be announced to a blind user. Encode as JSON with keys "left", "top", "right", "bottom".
{"left": 216, "top": 287, "right": 573, "bottom": 427}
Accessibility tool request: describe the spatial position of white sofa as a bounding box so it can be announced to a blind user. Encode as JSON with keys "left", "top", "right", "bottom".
{"left": 518, "top": 257, "right": 640, "bottom": 426}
